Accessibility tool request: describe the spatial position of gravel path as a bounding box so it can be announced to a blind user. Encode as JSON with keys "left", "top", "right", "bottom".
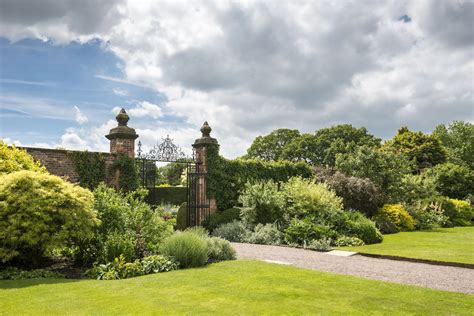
{"left": 232, "top": 243, "right": 474, "bottom": 294}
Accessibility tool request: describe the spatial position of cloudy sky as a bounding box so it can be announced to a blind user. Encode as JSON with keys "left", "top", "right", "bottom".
{"left": 0, "top": 0, "right": 473, "bottom": 158}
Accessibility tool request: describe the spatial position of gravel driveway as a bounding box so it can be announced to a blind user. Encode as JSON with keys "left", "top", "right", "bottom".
{"left": 232, "top": 243, "right": 474, "bottom": 294}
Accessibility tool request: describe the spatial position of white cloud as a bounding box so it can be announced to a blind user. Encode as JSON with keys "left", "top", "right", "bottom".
{"left": 60, "top": 128, "right": 88, "bottom": 149}
{"left": 0, "top": 0, "right": 473, "bottom": 157}
{"left": 128, "top": 101, "right": 163, "bottom": 119}
{"left": 113, "top": 88, "right": 129, "bottom": 96}
{"left": 74, "top": 105, "right": 88, "bottom": 124}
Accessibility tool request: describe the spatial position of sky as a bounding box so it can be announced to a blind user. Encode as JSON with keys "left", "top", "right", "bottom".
{"left": 0, "top": 0, "right": 473, "bottom": 158}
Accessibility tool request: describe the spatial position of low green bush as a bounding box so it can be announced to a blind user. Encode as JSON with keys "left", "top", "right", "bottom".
{"left": 0, "top": 267, "right": 64, "bottom": 280}
{"left": 160, "top": 232, "right": 208, "bottom": 268}
{"left": 374, "top": 204, "right": 416, "bottom": 233}
{"left": 141, "top": 254, "right": 179, "bottom": 274}
{"left": 147, "top": 187, "right": 187, "bottom": 205}
{"left": 284, "top": 219, "right": 337, "bottom": 245}
{"left": 102, "top": 231, "right": 137, "bottom": 262}
{"left": 0, "top": 141, "right": 45, "bottom": 175}
{"left": 212, "top": 221, "right": 250, "bottom": 242}
{"left": 0, "top": 170, "right": 99, "bottom": 264}
{"left": 448, "top": 198, "right": 473, "bottom": 226}
{"left": 334, "top": 236, "right": 365, "bottom": 247}
{"left": 307, "top": 238, "right": 333, "bottom": 251}
{"left": 202, "top": 208, "right": 241, "bottom": 231}
{"left": 406, "top": 200, "right": 448, "bottom": 230}
{"left": 207, "top": 237, "right": 236, "bottom": 262}
{"left": 245, "top": 223, "right": 283, "bottom": 245}
{"left": 340, "top": 212, "right": 383, "bottom": 244}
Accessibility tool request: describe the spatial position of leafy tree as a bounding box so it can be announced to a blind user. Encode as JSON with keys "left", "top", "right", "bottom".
{"left": 424, "top": 163, "right": 474, "bottom": 200}
{"left": 0, "top": 141, "right": 45, "bottom": 175}
{"left": 0, "top": 171, "right": 99, "bottom": 264}
{"left": 283, "top": 124, "right": 381, "bottom": 166}
{"left": 156, "top": 162, "right": 187, "bottom": 186}
{"left": 335, "top": 145, "right": 413, "bottom": 201}
{"left": 383, "top": 127, "right": 446, "bottom": 172}
{"left": 245, "top": 129, "right": 300, "bottom": 161}
{"left": 432, "top": 121, "right": 474, "bottom": 169}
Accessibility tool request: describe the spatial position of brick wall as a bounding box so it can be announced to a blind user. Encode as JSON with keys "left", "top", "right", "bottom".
{"left": 18, "top": 147, "right": 116, "bottom": 184}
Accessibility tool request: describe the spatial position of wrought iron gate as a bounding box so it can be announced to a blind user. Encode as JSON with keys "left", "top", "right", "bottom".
{"left": 136, "top": 135, "right": 210, "bottom": 227}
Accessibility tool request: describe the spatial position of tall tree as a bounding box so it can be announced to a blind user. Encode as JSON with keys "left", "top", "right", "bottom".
{"left": 383, "top": 127, "right": 447, "bottom": 172}
{"left": 245, "top": 128, "right": 300, "bottom": 161}
{"left": 432, "top": 121, "right": 474, "bottom": 170}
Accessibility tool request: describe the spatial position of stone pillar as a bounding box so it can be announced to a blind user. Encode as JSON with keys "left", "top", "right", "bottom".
{"left": 105, "top": 108, "right": 138, "bottom": 158}
{"left": 105, "top": 108, "right": 138, "bottom": 189}
{"left": 192, "top": 121, "right": 218, "bottom": 225}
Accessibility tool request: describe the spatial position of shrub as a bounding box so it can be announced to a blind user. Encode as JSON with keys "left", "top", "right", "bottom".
{"left": 147, "top": 186, "right": 187, "bottom": 205}
{"left": 282, "top": 177, "right": 344, "bottom": 223}
{"left": 0, "top": 267, "right": 64, "bottom": 280}
{"left": 245, "top": 223, "right": 283, "bottom": 245}
{"left": 284, "top": 219, "right": 338, "bottom": 246}
{"left": 202, "top": 208, "right": 241, "bottom": 231}
{"left": 239, "top": 181, "right": 286, "bottom": 226}
{"left": 307, "top": 238, "right": 333, "bottom": 251}
{"left": 207, "top": 237, "right": 236, "bottom": 262}
{"left": 160, "top": 232, "right": 208, "bottom": 268}
{"left": 424, "top": 163, "right": 474, "bottom": 200}
{"left": 406, "top": 200, "right": 448, "bottom": 230}
{"left": 448, "top": 199, "right": 473, "bottom": 226}
{"left": 316, "top": 169, "right": 384, "bottom": 217}
{"left": 75, "top": 184, "right": 174, "bottom": 264}
{"left": 394, "top": 173, "right": 439, "bottom": 205}
{"left": 184, "top": 226, "right": 209, "bottom": 238}
{"left": 141, "top": 254, "right": 179, "bottom": 274}
{"left": 0, "top": 141, "right": 45, "bottom": 175}
{"left": 176, "top": 203, "right": 188, "bottom": 231}
{"left": 212, "top": 220, "right": 250, "bottom": 242}
{"left": 0, "top": 171, "right": 99, "bottom": 264}
{"left": 334, "top": 236, "right": 365, "bottom": 247}
{"left": 374, "top": 204, "right": 415, "bottom": 233}
{"left": 340, "top": 212, "right": 383, "bottom": 244}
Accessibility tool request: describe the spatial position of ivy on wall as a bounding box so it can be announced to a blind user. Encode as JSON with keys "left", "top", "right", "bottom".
{"left": 206, "top": 144, "right": 313, "bottom": 210}
{"left": 71, "top": 151, "right": 106, "bottom": 189}
{"left": 110, "top": 154, "right": 139, "bottom": 192}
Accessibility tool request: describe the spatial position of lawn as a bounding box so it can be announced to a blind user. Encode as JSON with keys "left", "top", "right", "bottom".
{"left": 0, "top": 260, "right": 472, "bottom": 315}
{"left": 341, "top": 226, "right": 474, "bottom": 265}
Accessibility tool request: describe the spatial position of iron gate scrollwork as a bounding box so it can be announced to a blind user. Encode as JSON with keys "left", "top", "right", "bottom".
{"left": 136, "top": 135, "right": 210, "bottom": 227}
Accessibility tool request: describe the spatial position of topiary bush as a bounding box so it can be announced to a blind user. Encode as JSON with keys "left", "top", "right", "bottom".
{"left": 176, "top": 202, "right": 188, "bottom": 231}
{"left": 212, "top": 221, "right": 250, "bottom": 242}
{"left": 160, "top": 232, "right": 208, "bottom": 268}
{"left": 0, "top": 170, "right": 99, "bottom": 264}
{"left": 207, "top": 237, "right": 236, "bottom": 262}
{"left": 374, "top": 204, "right": 415, "bottom": 234}
{"left": 202, "top": 208, "right": 241, "bottom": 231}
{"left": 245, "top": 223, "right": 283, "bottom": 245}
{"left": 0, "top": 141, "right": 45, "bottom": 175}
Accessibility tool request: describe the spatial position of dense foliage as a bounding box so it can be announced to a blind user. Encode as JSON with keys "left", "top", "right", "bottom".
{"left": 424, "top": 163, "right": 474, "bottom": 200}
{"left": 70, "top": 151, "right": 106, "bottom": 189}
{"left": 239, "top": 181, "right": 285, "bottom": 226}
{"left": 160, "top": 232, "right": 208, "bottom": 268}
{"left": 0, "top": 141, "right": 45, "bottom": 174}
{"left": 382, "top": 127, "right": 446, "bottom": 172}
{"left": 74, "top": 184, "right": 174, "bottom": 264}
{"left": 433, "top": 121, "right": 474, "bottom": 169}
{"left": 0, "top": 267, "right": 64, "bottom": 280}
{"left": 202, "top": 207, "right": 241, "bottom": 231}
{"left": 155, "top": 162, "right": 187, "bottom": 186}
{"left": 207, "top": 144, "right": 313, "bottom": 210}
{"left": 245, "top": 128, "right": 301, "bottom": 161}
{"left": 0, "top": 171, "right": 99, "bottom": 264}
{"left": 374, "top": 204, "right": 416, "bottom": 234}
{"left": 110, "top": 154, "right": 139, "bottom": 192}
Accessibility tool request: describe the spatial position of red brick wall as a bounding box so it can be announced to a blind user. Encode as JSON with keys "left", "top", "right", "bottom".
{"left": 18, "top": 147, "right": 115, "bottom": 184}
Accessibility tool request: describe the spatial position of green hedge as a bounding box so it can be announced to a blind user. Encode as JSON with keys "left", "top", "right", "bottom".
{"left": 206, "top": 145, "right": 313, "bottom": 210}
{"left": 147, "top": 187, "right": 187, "bottom": 205}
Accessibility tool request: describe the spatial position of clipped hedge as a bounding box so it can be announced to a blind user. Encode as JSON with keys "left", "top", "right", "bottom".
{"left": 202, "top": 208, "right": 241, "bottom": 231}
{"left": 147, "top": 186, "right": 187, "bottom": 205}
{"left": 206, "top": 145, "right": 313, "bottom": 210}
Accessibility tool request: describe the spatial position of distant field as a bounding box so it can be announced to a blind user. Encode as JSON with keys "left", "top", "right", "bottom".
{"left": 341, "top": 226, "right": 474, "bottom": 264}
{"left": 1, "top": 260, "right": 473, "bottom": 315}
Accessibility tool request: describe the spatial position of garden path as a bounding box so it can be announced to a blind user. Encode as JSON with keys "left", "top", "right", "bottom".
{"left": 232, "top": 243, "right": 474, "bottom": 294}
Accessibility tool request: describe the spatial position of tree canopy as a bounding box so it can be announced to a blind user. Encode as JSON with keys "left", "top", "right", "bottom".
{"left": 245, "top": 129, "right": 300, "bottom": 161}
{"left": 432, "top": 121, "right": 474, "bottom": 170}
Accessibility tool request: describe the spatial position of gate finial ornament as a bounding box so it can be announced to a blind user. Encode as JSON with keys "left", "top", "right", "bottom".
{"left": 200, "top": 121, "right": 212, "bottom": 137}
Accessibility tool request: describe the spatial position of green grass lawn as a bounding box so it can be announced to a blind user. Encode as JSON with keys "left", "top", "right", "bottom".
{"left": 0, "top": 260, "right": 472, "bottom": 315}
{"left": 341, "top": 226, "right": 474, "bottom": 264}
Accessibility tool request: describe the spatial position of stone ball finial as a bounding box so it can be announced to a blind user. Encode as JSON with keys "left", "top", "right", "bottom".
{"left": 200, "top": 121, "right": 212, "bottom": 137}
{"left": 116, "top": 108, "right": 129, "bottom": 126}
